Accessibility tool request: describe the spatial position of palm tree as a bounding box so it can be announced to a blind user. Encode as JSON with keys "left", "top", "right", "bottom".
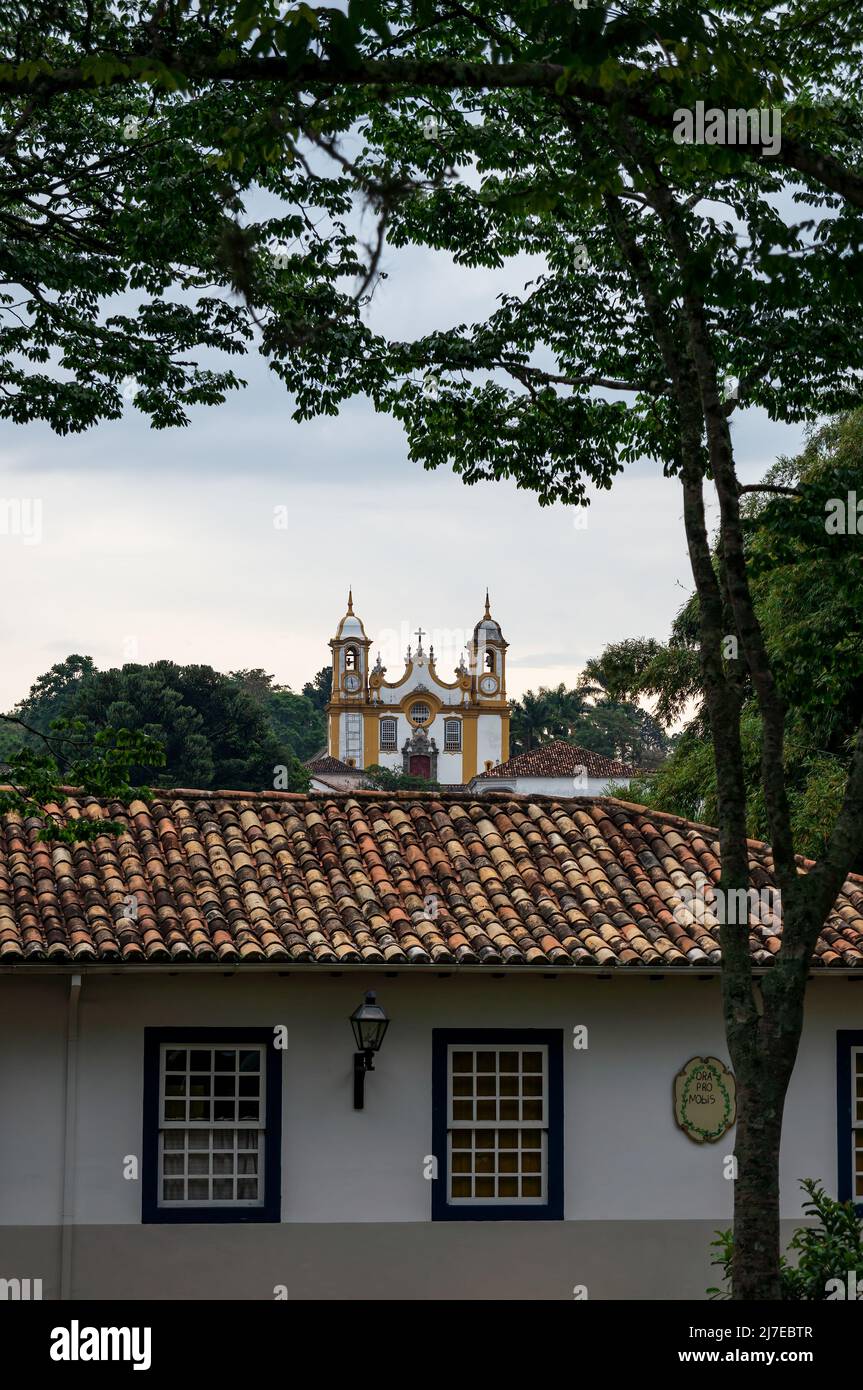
{"left": 509, "top": 688, "right": 552, "bottom": 754}
{"left": 509, "top": 685, "right": 588, "bottom": 754}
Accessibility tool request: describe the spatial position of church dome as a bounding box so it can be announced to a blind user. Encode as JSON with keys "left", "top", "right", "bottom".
{"left": 473, "top": 592, "right": 505, "bottom": 644}
{"left": 334, "top": 590, "right": 368, "bottom": 641}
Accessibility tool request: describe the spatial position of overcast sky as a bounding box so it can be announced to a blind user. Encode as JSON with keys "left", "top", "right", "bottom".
{"left": 0, "top": 236, "right": 807, "bottom": 713}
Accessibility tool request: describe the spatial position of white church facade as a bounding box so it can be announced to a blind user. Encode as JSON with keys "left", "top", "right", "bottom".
{"left": 326, "top": 593, "right": 510, "bottom": 784}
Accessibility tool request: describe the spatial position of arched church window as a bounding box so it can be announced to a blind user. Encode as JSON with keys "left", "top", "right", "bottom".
{"left": 410, "top": 702, "right": 431, "bottom": 725}
{"left": 345, "top": 648, "right": 358, "bottom": 671}
{"left": 444, "top": 719, "right": 462, "bottom": 752}
{"left": 380, "top": 718, "right": 398, "bottom": 751}
{"left": 484, "top": 650, "right": 495, "bottom": 673}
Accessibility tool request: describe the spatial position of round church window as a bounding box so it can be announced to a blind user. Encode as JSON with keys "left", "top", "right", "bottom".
{"left": 410, "top": 702, "right": 431, "bottom": 725}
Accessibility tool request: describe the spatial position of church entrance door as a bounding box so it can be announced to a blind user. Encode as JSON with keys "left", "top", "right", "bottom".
{"left": 409, "top": 755, "right": 431, "bottom": 779}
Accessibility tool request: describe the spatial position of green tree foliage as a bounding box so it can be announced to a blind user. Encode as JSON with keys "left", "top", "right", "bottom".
{"left": 2, "top": 3, "right": 862, "bottom": 435}
{"left": 709, "top": 1180, "right": 863, "bottom": 1301}
{"left": 5, "top": 0, "right": 863, "bottom": 1300}
{"left": 509, "top": 681, "right": 667, "bottom": 765}
{"left": 609, "top": 416, "right": 863, "bottom": 859}
{"left": 230, "top": 667, "right": 327, "bottom": 761}
{"left": 12, "top": 658, "right": 309, "bottom": 791}
{"left": 301, "top": 667, "right": 333, "bottom": 714}
{"left": 363, "top": 763, "right": 438, "bottom": 791}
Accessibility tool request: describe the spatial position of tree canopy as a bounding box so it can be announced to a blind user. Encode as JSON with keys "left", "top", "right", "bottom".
{"left": 5, "top": 0, "right": 863, "bottom": 1299}
{"left": 596, "top": 412, "right": 863, "bottom": 858}
{"left": 5, "top": 657, "right": 311, "bottom": 791}
{"left": 508, "top": 681, "right": 668, "bottom": 764}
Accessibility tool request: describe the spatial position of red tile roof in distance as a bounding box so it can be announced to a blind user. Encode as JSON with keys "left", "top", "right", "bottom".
{"left": 482, "top": 740, "right": 638, "bottom": 781}
{"left": 306, "top": 755, "right": 362, "bottom": 775}
{"left": 2, "top": 790, "right": 862, "bottom": 969}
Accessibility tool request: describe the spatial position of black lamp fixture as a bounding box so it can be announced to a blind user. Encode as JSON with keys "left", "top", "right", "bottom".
{"left": 350, "top": 991, "right": 390, "bottom": 1109}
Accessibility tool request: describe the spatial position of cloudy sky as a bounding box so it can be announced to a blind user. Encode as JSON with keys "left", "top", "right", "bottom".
{"left": 0, "top": 235, "right": 806, "bottom": 714}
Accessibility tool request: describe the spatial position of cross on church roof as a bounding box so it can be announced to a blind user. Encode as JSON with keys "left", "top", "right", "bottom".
{"left": 415, "top": 626, "right": 425, "bottom": 651}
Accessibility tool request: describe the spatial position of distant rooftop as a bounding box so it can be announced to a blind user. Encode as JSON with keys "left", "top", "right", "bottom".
{"left": 479, "top": 739, "right": 638, "bottom": 781}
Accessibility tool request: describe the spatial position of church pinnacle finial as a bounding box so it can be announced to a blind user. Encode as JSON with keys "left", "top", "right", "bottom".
{"left": 347, "top": 588, "right": 353, "bottom": 614}
{"left": 484, "top": 588, "right": 491, "bottom": 618}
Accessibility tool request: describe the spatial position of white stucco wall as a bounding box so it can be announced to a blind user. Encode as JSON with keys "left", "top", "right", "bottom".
{"left": 476, "top": 714, "right": 503, "bottom": 772}
{"left": 470, "top": 775, "right": 618, "bottom": 798}
{"left": 0, "top": 970, "right": 858, "bottom": 1230}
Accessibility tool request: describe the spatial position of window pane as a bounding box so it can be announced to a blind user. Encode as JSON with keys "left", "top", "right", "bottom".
{"left": 158, "top": 1046, "right": 266, "bottom": 1210}
{"left": 446, "top": 1045, "right": 549, "bottom": 1204}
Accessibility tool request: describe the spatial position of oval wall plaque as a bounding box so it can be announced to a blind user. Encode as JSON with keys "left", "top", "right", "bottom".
{"left": 673, "top": 1056, "right": 736, "bottom": 1144}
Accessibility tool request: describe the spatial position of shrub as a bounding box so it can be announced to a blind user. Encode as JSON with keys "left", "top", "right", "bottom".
{"left": 708, "top": 1179, "right": 863, "bottom": 1299}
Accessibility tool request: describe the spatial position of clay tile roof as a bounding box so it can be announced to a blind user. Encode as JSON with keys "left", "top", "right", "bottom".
{"left": 481, "top": 740, "right": 638, "bottom": 781}
{"left": 306, "top": 755, "right": 363, "bottom": 776}
{"left": 0, "top": 789, "right": 861, "bottom": 970}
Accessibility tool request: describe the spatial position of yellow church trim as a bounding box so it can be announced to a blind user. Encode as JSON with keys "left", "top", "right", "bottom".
{"left": 461, "top": 710, "right": 478, "bottom": 782}
{"left": 363, "top": 712, "right": 380, "bottom": 766}
{"left": 328, "top": 712, "right": 339, "bottom": 758}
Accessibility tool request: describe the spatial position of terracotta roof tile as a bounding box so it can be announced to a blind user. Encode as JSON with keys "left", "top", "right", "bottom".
{"left": 306, "top": 755, "right": 365, "bottom": 776}
{"left": 480, "top": 740, "right": 639, "bottom": 781}
{"left": 0, "top": 788, "right": 861, "bottom": 969}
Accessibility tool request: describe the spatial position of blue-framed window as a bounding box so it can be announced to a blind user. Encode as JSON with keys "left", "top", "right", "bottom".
{"left": 142, "top": 1028, "right": 282, "bottom": 1224}
{"left": 431, "top": 1029, "right": 563, "bottom": 1220}
{"left": 837, "top": 1030, "right": 863, "bottom": 1207}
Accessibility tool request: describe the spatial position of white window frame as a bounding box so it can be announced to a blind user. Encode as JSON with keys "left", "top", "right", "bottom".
{"left": 158, "top": 1042, "right": 267, "bottom": 1209}
{"left": 380, "top": 717, "right": 398, "bottom": 751}
{"left": 443, "top": 718, "right": 462, "bottom": 752}
{"left": 410, "top": 702, "right": 431, "bottom": 725}
{"left": 852, "top": 1046, "right": 863, "bottom": 1202}
{"left": 446, "top": 1044, "right": 548, "bottom": 1206}
{"left": 344, "top": 712, "right": 362, "bottom": 760}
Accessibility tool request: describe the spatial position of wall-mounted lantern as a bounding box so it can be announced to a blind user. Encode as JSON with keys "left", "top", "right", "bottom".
{"left": 350, "top": 991, "right": 390, "bottom": 1109}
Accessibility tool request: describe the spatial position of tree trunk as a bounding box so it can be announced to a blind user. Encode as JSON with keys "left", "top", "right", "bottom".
{"left": 727, "top": 949, "right": 809, "bottom": 1299}
{"left": 731, "top": 1067, "right": 787, "bottom": 1299}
